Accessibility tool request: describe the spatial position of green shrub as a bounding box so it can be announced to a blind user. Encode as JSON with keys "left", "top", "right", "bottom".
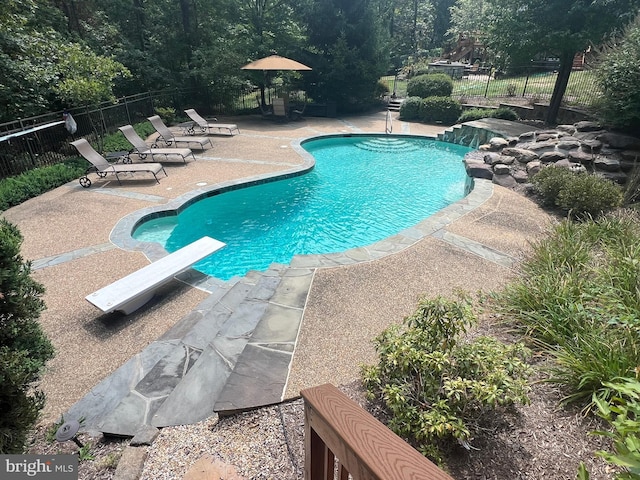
{"left": 406, "top": 73, "right": 453, "bottom": 98}
{"left": 398, "top": 96, "right": 423, "bottom": 120}
{"left": 456, "top": 107, "right": 519, "bottom": 123}
{"left": 0, "top": 219, "right": 54, "bottom": 453}
{"left": 419, "top": 96, "right": 462, "bottom": 125}
{"left": 492, "top": 107, "right": 519, "bottom": 121}
{"left": 497, "top": 211, "right": 640, "bottom": 410}
{"left": 154, "top": 106, "right": 177, "bottom": 125}
{"left": 362, "top": 296, "right": 531, "bottom": 464}
{"left": 0, "top": 160, "right": 87, "bottom": 212}
{"left": 457, "top": 108, "right": 497, "bottom": 123}
{"left": 531, "top": 166, "right": 575, "bottom": 207}
{"left": 557, "top": 173, "right": 623, "bottom": 219}
{"left": 592, "top": 15, "right": 640, "bottom": 133}
{"left": 588, "top": 377, "right": 640, "bottom": 479}
{"left": 532, "top": 167, "right": 622, "bottom": 218}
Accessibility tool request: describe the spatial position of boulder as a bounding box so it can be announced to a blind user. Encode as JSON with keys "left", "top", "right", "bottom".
{"left": 580, "top": 139, "right": 603, "bottom": 154}
{"left": 512, "top": 169, "right": 529, "bottom": 183}
{"left": 621, "top": 150, "right": 640, "bottom": 162}
{"left": 540, "top": 151, "right": 568, "bottom": 163}
{"left": 492, "top": 173, "right": 518, "bottom": 188}
{"left": 518, "top": 131, "right": 536, "bottom": 142}
{"left": 493, "top": 163, "right": 511, "bottom": 175}
{"left": 597, "top": 171, "right": 628, "bottom": 184}
{"left": 536, "top": 133, "right": 558, "bottom": 142}
{"left": 575, "top": 121, "right": 602, "bottom": 132}
{"left": 502, "top": 147, "right": 539, "bottom": 163}
{"left": 568, "top": 149, "right": 594, "bottom": 164}
{"left": 594, "top": 156, "right": 621, "bottom": 172}
{"left": 597, "top": 132, "right": 640, "bottom": 150}
{"left": 526, "top": 161, "right": 542, "bottom": 176}
{"left": 557, "top": 125, "right": 577, "bottom": 135}
{"left": 556, "top": 138, "right": 582, "bottom": 150}
{"left": 465, "top": 161, "right": 494, "bottom": 180}
{"left": 489, "top": 137, "right": 510, "bottom": 150}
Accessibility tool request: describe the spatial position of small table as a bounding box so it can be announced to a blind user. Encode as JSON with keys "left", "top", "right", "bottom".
{"left": 105, "top": 151, "right": 131, "bottom": 164}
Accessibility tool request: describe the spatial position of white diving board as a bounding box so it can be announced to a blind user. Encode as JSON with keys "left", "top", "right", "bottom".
{"left": 86, "top": 236, "right": 226, "bottom": 315}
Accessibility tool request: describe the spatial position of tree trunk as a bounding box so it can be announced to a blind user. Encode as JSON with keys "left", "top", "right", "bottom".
{"left": 545, "top": 50, "right": 574, "bottom": 125}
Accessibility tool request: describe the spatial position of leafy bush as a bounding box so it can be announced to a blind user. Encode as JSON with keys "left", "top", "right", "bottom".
{"left": 456, "top": 107, "right": 519, "bottom": 123}
{"left": 398, "top": 96, "right": 423, "bottom": 121}
{"left": 532, "top": 166, "right": 622, "bottom": 218}
{"left": 362, "top": 296, "right": 531, "bottom": 464}
{"left": 154, "top": 106, "right": 177, "bottom": 125}
{"left": 0, "top": 219, "right": 54, "bottom": 453}
{"left": 407, "top": 73, "right": 453, "bottom": 98}
{"left": 592, "top": 15, "right": 640, "bottom": 133}
{"left": 588, "top": 377, "right": 640, "bottom": 479}
{"left": 419, "top": 96, "right": 462, "bottom": 125}
{"left": 0, "top": 160, "right": 87, "bottom": 212}
{"left": 493, "top": 107, "right": 519, "bottom": 121}
{"left": 556, "top": 173, "right": 623, "bottom": 219}
{"left": 457, "top": 108, "right": 496, "bottom": 123}
{"left": 497, "top": 211, "right": 640, "bottom": 410}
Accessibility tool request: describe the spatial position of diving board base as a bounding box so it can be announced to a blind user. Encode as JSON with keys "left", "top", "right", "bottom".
{"left": 86, "top": 236, "right": 225, "bottom": 315}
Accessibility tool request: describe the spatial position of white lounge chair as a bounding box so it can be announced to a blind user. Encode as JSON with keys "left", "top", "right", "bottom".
{"left": 184, "top": 109, "right": 240, "bottom": 136}
{"left": 85, "top": 236, "right": 226, "bottom": 314}
{"left": 71, "top": 139, "right": 167, "bottom": 188}
{"left": 119, "top": 125, "right": 195, "bottom": 164}
{"left": 147, "top": 115, "right": 212, "bottom": 150}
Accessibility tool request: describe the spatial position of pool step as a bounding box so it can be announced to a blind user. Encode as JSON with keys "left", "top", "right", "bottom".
{"left": 354, "top": 137, "right": 423, "bottom": 153}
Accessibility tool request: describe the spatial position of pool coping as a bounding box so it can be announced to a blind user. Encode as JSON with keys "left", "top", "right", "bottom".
{"left": 109, "top": 133, "right": 493, "bottom": 288}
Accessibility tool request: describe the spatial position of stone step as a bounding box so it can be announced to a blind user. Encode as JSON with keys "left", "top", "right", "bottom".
{"left": 96, "top": 274, "right": 278, "bottom": 436}
{"left": 214, "top": 267, "right": 315, "bottom": 415}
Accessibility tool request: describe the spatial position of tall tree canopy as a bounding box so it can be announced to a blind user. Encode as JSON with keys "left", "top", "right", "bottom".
{"left": 303, "top": 0, "right": 390, "bottom": 112}
{"left": 0, "top": 0, "right": 129, "bottom": 120}
{"left": 482, "top": 0, "right": 640, "bottom": 124}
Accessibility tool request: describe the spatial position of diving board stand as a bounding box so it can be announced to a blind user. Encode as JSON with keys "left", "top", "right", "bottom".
{"left": 86, "top": 236, "right": 226, "bottom": 315}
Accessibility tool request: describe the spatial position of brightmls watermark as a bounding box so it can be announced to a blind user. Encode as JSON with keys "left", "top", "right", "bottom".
{"left": 1, "top": 455, "right": 77, "bottom": 479}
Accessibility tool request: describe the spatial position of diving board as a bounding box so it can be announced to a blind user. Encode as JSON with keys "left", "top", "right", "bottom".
{"left": 86, "top": 236, "right": 225, "bottom": 315}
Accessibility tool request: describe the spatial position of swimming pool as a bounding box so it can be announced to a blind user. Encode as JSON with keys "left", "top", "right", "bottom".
{"left": 132, "top": 135, "right": 472, "bottom": 280}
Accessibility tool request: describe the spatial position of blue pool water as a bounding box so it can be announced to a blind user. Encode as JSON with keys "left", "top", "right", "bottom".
{"left": 133, "top": 135, "right": 472, "bottom": 280}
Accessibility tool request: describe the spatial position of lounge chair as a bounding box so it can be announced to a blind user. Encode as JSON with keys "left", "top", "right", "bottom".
{"left": 71, "top": 139, "right": 167, "bottom": 188}
{"left": 118, "top": 125, "right": 195, "bottom": 164}
{"left": 147, "top": 115, "right": 212, "bottom": 150}
{"left": 184, "top": 109, "right": 240, "bottom": 136}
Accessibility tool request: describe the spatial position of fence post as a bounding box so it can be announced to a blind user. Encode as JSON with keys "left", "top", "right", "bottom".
{"left": 484, "top": 74, "right": 491, "bottom": 97}
{"left": 522, "top": 73, "right": 530, "bottom": 97}
{"left": 124, "top": 96, "right": 131, "bottom": 125}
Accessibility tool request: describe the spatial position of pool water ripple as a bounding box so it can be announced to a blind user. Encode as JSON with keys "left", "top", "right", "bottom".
{"left": 133, "top": 135, "right": 472, "bottom": 280}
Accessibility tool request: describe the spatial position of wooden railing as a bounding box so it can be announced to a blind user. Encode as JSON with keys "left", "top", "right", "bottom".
{"left": 301, "top": 384, "right": 454, "bottom": 480}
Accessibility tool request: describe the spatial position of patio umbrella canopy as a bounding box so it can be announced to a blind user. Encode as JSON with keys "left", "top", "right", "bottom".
{"left": 242, "top": 55, "right": 312, "bottom": 110}
{"left": 241, "top": 55, "right": 312, "bottom": 71}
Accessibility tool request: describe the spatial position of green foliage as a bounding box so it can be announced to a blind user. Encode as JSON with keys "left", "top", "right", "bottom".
{"left": 0, "top": 160, "right": 87, "bottom": 212}
{"left": 592, "top": 14, "right": 640, "bottom": 133}
{"left": 155, "top": 107, "right": 177, "bottom": 125}
{"left": 101, "top": 122, "right": 157, "bottom": 153}
{"left": 0, "top": 219, "right": 54, "bottom": 453}
{"left": 457, "top": 107, "right": 519, "bottom": 123}
{"left": 532, "top": 167, "right": 622, "bottom": 219}
{"left": 556, "top": 173, "right": 623, "bottom": 220}
{"left": 398, "top": 96, "right": 423, "bottom": 120}
{"left": 497, "top": 211, "right": 640, "bottom": 410}
{"left": 407, "top": 73, "right": 454, "bottom": 98}
{"left": 591, "top": 378, "right": 640, "bottom": 479}
{"left": 419, "top": 96, "right": 462, "bottom": 125}
{"left": 362, "top": 296, "right": 531, "bottom": 463}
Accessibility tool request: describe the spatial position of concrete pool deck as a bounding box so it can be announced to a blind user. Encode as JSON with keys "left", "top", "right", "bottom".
{"left": 0, "top": 112, "right": 554, "bottom": 438}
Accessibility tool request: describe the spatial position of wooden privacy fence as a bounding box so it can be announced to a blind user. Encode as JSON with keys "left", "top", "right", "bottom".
{"left": 301, "top": 383, "right": 453, "bottom": 480}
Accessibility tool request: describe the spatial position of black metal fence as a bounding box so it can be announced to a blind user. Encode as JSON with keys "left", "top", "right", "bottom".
{"left": 381, "top": 66, "right": 599, "bottom": 106}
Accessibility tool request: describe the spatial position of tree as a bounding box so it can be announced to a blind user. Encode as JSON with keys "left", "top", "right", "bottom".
{"left": 0, "top": 0, "right": 130, "bottom": 120}
{"left": 482, "top": 0, "right": 640, "bottom": 125}
{"left": 592, "top": 13, "right": 640, "bottom": 132}
{"left": 0, "top": 219, "right": 54, "bottom": 453}
{"left": 302, "top": 0, "right": 390, "bottom": 112}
